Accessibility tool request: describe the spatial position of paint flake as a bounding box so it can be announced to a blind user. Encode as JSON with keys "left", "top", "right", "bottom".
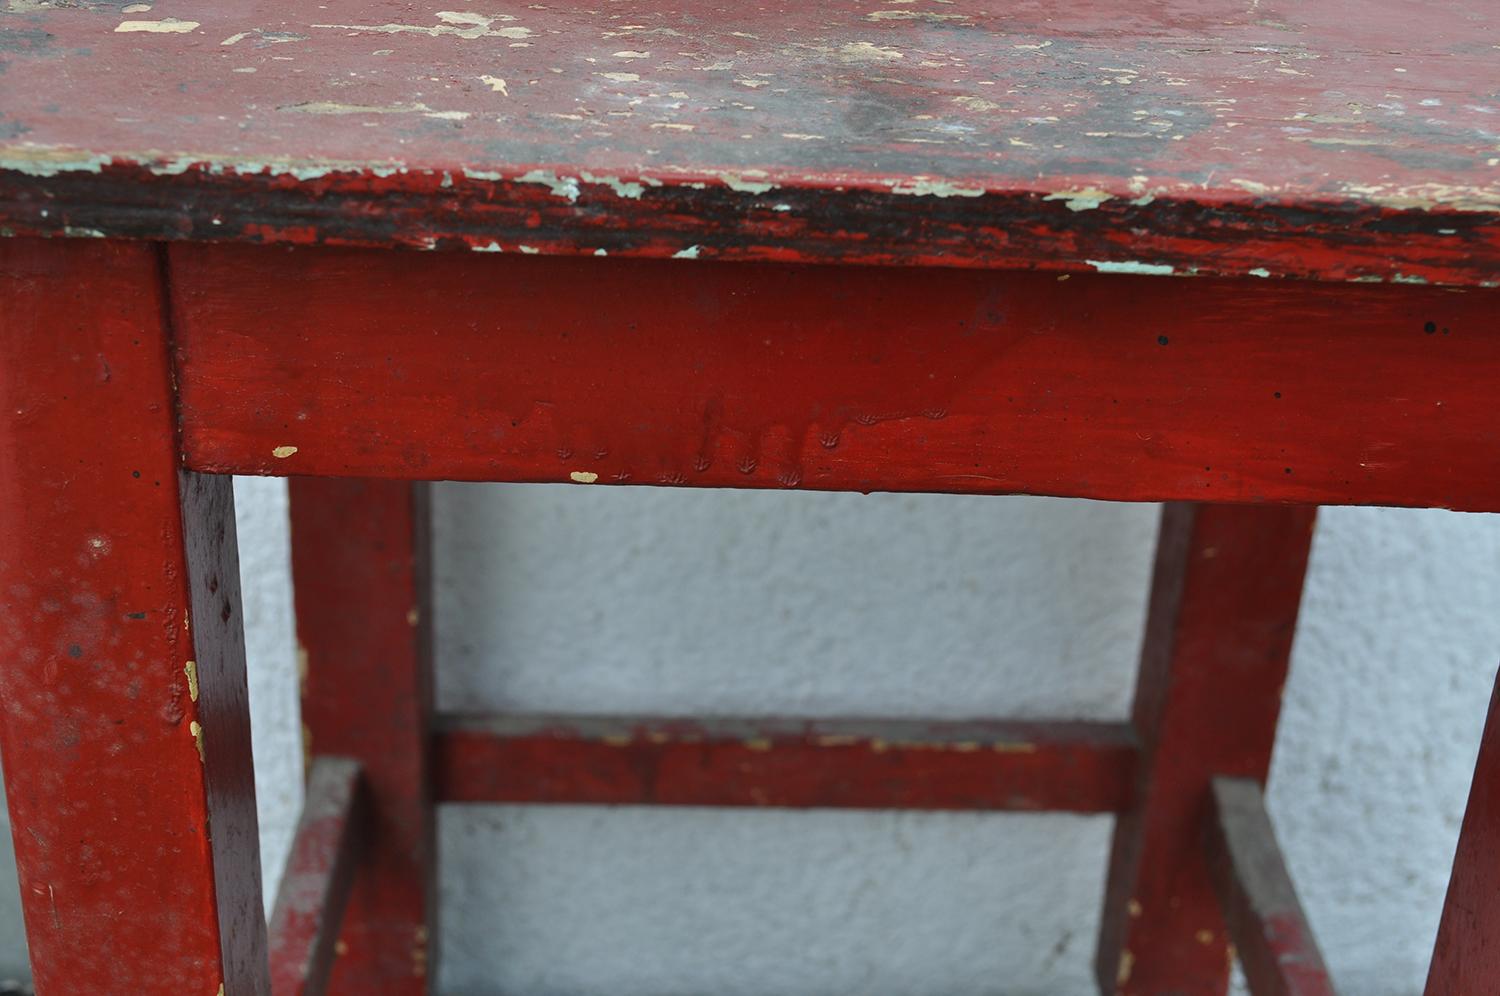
{"left": 115, "top": 17, "right": 198, "bottom": 32}
{"left": 1086, "top": 260, "right": 1175, "bottom": 276}
{"left": 516, "top": 169, "right": 580, "bottom": 201}
{"left": 1044, "top": 188, "right": 1113, "bottom": 211}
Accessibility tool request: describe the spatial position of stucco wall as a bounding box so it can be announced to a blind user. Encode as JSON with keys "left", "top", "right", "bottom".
{"left": 0, "top": 479, "right": 1495, "bottom": 994}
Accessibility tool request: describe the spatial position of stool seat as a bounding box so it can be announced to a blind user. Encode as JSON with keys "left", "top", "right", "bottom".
{"left": 2, "top": 0, "right": 1497, "bottom": 283}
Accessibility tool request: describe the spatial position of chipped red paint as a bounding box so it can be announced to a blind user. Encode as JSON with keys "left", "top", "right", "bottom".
{"left": 1427, "top": 670, "right": 1500, "bottom": 995}
{"left": 1098, "top": 504, "right": 1317, "bottom": 995}
{"left": 4, "top": 3, "right": 1499, "bottom": 980}
{"left": 2, "top": 2, "right": 1499, "bottom": 285}
{"left": 172, "top": 245, "right": 1500, "bottom": 510}
{"left": 290, "top": 478, "right": 435, "bottom": 995}
{"left": 269, "top": 757, "right": 366, "bottom": 996}
{"left": 0, "top": 239, "right": 269, "bottom": 993}
{"left": 1206, "top": 778, "right": 1336, "bottom": 996}
{"left": 436, "top": 715, "right": 1138, "bottom": 812}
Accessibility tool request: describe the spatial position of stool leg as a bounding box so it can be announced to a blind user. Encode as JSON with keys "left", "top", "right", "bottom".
{"left": 0, "top": 239, "right": 270, "bottom": 993}
{"left": 1425, "top": 667, "right": 1500, "bottom": 994}
{"left": 1097, "top": 502, "right": 1317, "bottom": 995}
{"left": 290, "top": 478, "right": 434, "bottom": 993}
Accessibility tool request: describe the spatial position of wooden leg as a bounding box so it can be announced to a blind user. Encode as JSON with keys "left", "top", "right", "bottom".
{"left": 291, "top": 479, "right": 435, "bottom": 993}
{"left": 1425, "top": 668, "right": 1500, "bottom": 995}
{"left": 269, "top": 757, "right": 366, "bottom": 996}
{"left": 1205, "top": 778, "right": 1336, "bottom": 996}
{"left": 1097, "top": 502, "right": 1318, "bottom": 995}
{"left": 0, "top": 239, "right": 269, "bottom": 993}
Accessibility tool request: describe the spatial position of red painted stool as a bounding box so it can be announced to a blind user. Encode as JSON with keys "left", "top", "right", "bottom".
{"left": 1, "top": 1, "right": 1497, "bottom": 993}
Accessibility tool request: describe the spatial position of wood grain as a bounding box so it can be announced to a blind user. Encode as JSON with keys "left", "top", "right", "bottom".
{"left": 173, "top": 245, "right": 1500, "bottom": 510}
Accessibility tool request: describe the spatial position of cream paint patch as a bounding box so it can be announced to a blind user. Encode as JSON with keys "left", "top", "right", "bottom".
{"left": 991, "top": 741, "right": 1039, "bottom": 753}
{"left": 1044, "top": 187, "right": 1113, "bottom": 211}
{"left": 838, "top": 41, "right": 903, "bottom": 62}
{"left": 272, "top": 445, "right": 299, "bottom": 458}
{"left": 312, "top": 15, "right": 531, "bottom": 40}
{"left": 866, "top": 9, "right": 968, "bottom": 21}
{"left": 115, "top": 17, "right": 198, "bottom": 32}
{"left": 579, "top": 171, "right": 655, "bottom": 199}
{"left": 479, "top": 74, "right": 510, "bottom": 95}
{"left": 1087, "top": 259, "right": 1175, "bottom": 275}
{"left": 282, "top": 101, "right": 433, "bottom": 115}
{"left": 952, "top": 95, "right": 1003, "bottom": 112}
{"left": 184, "top": 660, "right": 199, "bottom": 702}
{"left": 718, "top": 172, "right": 777, "bottom": 194}
{"left": 887, "top": 178, "right": 985, "bottom": 197}
{"left": 517, "top": 168, "right": 580, "bottom": 201}
{"left": 569, "top": 471, "right": 599, "bottom": 483}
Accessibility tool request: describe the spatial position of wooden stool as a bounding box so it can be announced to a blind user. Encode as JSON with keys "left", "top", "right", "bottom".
{"left": 1, "top": 1, "right": 1497, "bottom": 993}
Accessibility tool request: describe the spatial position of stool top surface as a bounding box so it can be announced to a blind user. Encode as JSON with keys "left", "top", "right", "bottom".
{"left": 2, "top": 0, "right": 1498, "bottom": 284}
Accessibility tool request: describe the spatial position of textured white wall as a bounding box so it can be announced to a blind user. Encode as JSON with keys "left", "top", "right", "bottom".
{"left": 0, "top": 482, "right": 1496, "bottom": 995}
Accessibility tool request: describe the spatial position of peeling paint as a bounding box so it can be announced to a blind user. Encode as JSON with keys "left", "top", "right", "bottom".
{"left": 115, "top": 18, "right": 198, "bottom": 33}
{"left": 189, "top": 720, "right": 205, "bottom": 763}
{"left": 1087, "top": 260, "right": 1176, "bottom": 276}
{"left": 719, "top": 172, "right": 777, "bottom": 194}
{"left": 991, "top": 741, "right": 1038, "bottom": 753}
{"left": 867, "top": 9, "right": 968, "bottom": 21}
{"left": 184, "top": 660, "right": 199, "bottom": 703}
{"left": 888, "top": 178, "right": 985, "bottom": 198}
{"left": 838, "top": 41, "right": 904, "bottom": 62}
{"left": 952, "top": 95, "right": 1003, "bottom": 113}
{"left": 580, "top": 170, "right": 652, "bottom": 199}
{"left": 312, "top": 17, "right": 531, "bottom": 40}
{"left": 272, "top": 445, "right": 299, "bottom": 458}
{"left": 282, "top": 101, "right": 436, "bottom": 116}
{"left": 516, "top": 169, "right": 579, "bottom": 201}
{"left": 569, "top": 470, "right": 599, "bottom": 483}
{"left": 1044, "top": 188, "right": 1113, "bottom": 211}
{"left": 672, "top": 245, "right": 701, "bottom": 259}
{"left": 3, "top": 4, "right": 1499, "bottom": 287}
